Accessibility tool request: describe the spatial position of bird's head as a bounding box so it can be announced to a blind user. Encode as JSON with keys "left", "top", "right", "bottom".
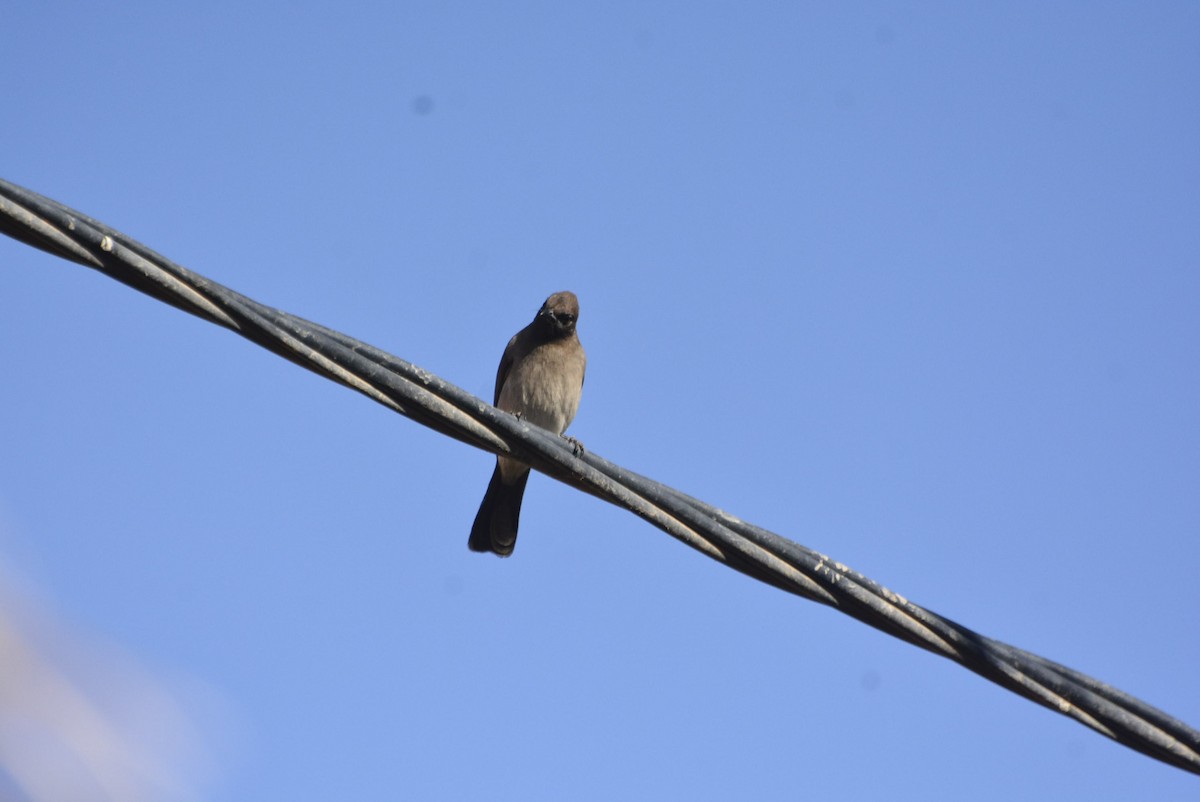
{"left": 537, "top": 291, "right": 580, "bottom": 337}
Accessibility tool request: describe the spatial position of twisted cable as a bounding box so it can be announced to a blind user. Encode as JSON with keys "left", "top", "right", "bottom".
{"left": 2, "top": 177, "right": 1196, "bottom": 774}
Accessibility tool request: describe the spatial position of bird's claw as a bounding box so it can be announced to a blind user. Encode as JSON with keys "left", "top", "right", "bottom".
{"left": 564, "top": 435, "right": 584, "bottom": 456}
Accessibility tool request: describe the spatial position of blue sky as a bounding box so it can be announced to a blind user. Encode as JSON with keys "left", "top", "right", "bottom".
{"left": 2, "top": 3, "right": 1198, "bottom": 799}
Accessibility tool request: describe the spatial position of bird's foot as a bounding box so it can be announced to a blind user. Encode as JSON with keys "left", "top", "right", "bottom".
{"left": 563, "top": 435, "right": 585, "bottom": 456}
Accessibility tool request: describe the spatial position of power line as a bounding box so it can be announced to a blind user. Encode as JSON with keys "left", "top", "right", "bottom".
{"left": 2, "top": 177, "right": 1197, "bottom": 775}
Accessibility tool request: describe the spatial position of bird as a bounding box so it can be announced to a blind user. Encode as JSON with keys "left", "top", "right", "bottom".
{"left": 469, "top": 291, "right": 586, "bottom": 556}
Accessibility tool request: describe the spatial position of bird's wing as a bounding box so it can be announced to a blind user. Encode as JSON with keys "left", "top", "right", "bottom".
{"left": 494, "top": 332, "right": 521, "bottom": 405}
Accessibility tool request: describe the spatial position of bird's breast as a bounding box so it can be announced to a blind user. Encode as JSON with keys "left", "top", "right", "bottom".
{"left": 497, "top": 339, "right": 585, "bottom": 435}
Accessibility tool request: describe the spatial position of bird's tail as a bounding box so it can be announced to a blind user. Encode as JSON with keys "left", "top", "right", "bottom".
{"left": 468, "top": 464, "right": 530, "bottom": 557}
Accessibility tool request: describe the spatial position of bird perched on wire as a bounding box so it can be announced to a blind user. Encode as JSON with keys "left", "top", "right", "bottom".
{"left": 469, "top": 291, "right": 586, "bottom": 557}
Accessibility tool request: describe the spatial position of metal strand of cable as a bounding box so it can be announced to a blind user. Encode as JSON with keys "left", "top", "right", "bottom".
{"left": 2, "top": 177, "right": 1196, "bottom": 775}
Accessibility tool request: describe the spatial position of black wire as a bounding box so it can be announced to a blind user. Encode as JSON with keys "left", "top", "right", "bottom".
{"left": 2, "top": 177, "right": 1197, "bottom": 775}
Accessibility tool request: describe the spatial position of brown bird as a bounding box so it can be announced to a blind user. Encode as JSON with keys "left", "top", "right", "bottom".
{"left": 469, "top": 291, "right": 587, "bottom": 556}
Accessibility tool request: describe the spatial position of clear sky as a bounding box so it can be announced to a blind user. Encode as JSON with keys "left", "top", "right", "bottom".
{"left": 2, "top": 3, "right": 1198, "bottom": 800}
